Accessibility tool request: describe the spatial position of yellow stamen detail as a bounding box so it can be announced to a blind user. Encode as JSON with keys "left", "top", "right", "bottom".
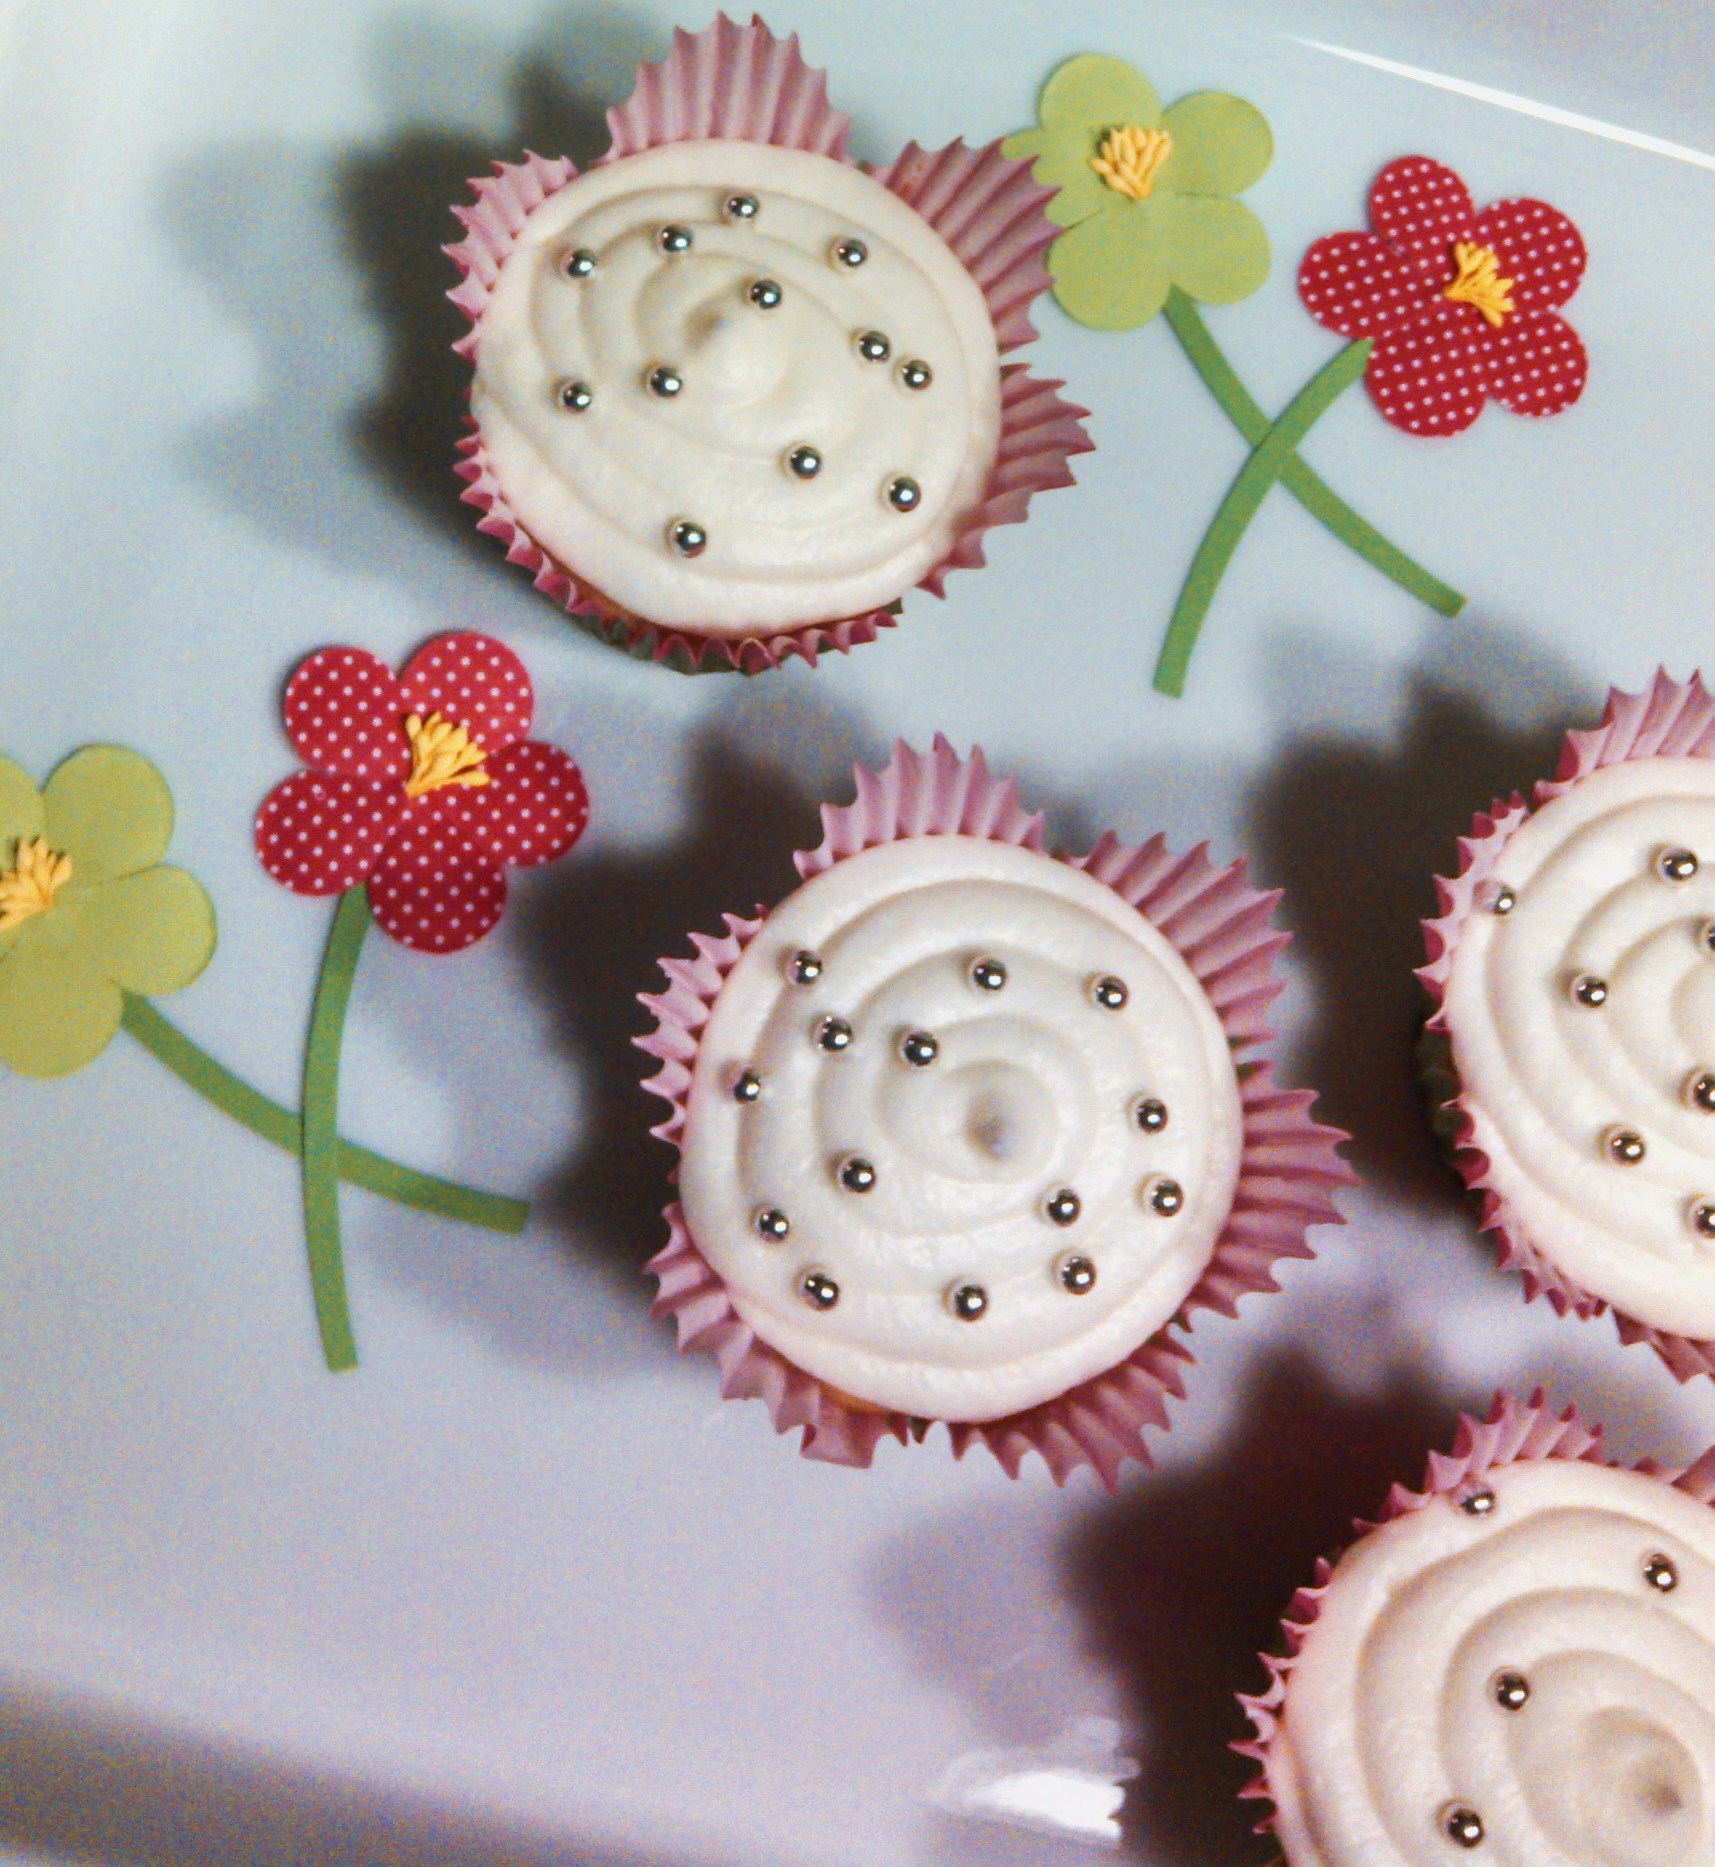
{"left": 1443, "top": 240, "right": 1515, "bottom": 328}
{"left": 1090, "top": 125, "right": 1173, "bottom": 201}
{"left": 0, "top": 837, "right": 73, "bottom": 932}
{"left": 403, "top": 712, "right": 491, "bottom": 799}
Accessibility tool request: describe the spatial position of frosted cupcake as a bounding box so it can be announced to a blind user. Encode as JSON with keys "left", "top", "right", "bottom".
{"left": 637, "top": 739, "right": 1349, "bottom": 1485}
{"left": 1422, "top": 672, "right": 1715, "bottom": 1383}
{"left": 447, "top": 16, "right": 1090, "bottom": 673}
{"left": 1239, "top": 1391, "right": 1715, "bottom": 1864}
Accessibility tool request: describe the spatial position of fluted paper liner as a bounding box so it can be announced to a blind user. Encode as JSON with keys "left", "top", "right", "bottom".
{"left": 1420, "top": 670, "right": 1715, "bottom": 1385}
{"left": 446, "top": 14, "right": 1090, "bottom": 674}
{"left": 1235, "top": 1390, "right": 1715, "bottom": 1840}
{"left": 636, "top": 738, "right": 1351, "bottom": 1487}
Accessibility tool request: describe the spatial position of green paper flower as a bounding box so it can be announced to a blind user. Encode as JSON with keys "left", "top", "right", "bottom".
{"left": 1004, "top": 53, "right": 1273, "bottom": 330}
{"left": 0, "top": 746, "right": 216, "bottom": 1077}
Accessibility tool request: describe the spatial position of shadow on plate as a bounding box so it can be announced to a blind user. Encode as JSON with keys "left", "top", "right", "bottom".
{"left": 0, "top": 1678, "right": 735, "bottom": 1867}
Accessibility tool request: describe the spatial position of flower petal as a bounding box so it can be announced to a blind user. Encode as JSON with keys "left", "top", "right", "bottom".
{"left": 255, "top": 769, "right": 406, "bottom": 896}
{"left": 466, "top": 741, "right": 590, "bottom": 868}
{"left": 367, "top": 808, "right": 507, "bottom": 954}
{"left": 1479, "top": 309, "right": 1589, "bottom": 419}
{"left": 1047, "top": 202, "right": 1171, "bottom": 330}
{"left": 399, "top": 632, "right": 533, "bottom": 754}
{"left": 1368, "top": 155, "right": 1477, "bottom": 284}
{"left": 1299, "top": 230, "right": 1435, "bottom": 339}
{"left": 0, "top": 756, "right": 44, "bottom": 847}
{"left": 1159, "top": 194, "right": 1270, "bottom": 305}
{"left": 0, "top": 928, "right": 122, "bottom": 1078}
{"left": 283, "top": 646, "right": 410, "bottom": 782}
{"left": 1002, "top": 124, "right": 1112, "bottom": 229}
{"left": 1474, "top": 197, "right": 1587, "bottom": 313}
{"left": 1364, "top": 300, "right": 1491, "bottom": 436}
{"left": 1037, "top": 53, "right": 1161, "bottom": 134}
{"left": 80, "top": 866, "right": 217, "bottom": 996}
{"left": 1157, "top": 92, "right": 1272, "bottom": 196}
{"left": 42, "top": 745, "right": 173, "bottom": 884}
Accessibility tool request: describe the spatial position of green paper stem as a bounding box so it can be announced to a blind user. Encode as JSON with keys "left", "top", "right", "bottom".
{"left": 300, "top": 885, "right": 372, "bottom": 1372}
{"left": 118, "top": 998, "right": 530, "bottom": 1234}
{"left": 1155, "top": 337, "right": 1373, "bottom": 698}
{"left": 1161, "top": 290, "right": 1466, "bottom": 618}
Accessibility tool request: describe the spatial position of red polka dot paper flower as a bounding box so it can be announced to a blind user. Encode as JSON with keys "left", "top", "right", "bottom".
{"left": 256, "top": 630, "right": 588, "bottom": 1371}
{"left": 1299, "top": 155, "right": 1588, "bottom": 438}
{"left": 257, "top": 631, "right": 588, "bottom": 953}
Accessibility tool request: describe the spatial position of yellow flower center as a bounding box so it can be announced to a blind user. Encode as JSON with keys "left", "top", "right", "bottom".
{"left": 0, "top": 836, "right": 73, "bottom": 932}
{"left": 1090, "top": 124, "right": 1173, "bottom": 201}
{"left": 403, "top": 712, "right": 491, "bottom": 800}
{"left": 1443, "top": 240, "right": 1515, "bottom": 328}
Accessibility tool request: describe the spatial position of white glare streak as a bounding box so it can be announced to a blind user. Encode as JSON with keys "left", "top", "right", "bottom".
{"left": 1291, "top": 39, "right": 1715, "bottom": 172}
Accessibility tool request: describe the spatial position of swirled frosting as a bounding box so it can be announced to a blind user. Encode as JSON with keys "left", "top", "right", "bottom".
{"left": 471, "top": 140, "right": 1002, "bottom": 635}
{"left": 676, "top": 835, "right": 1244, "bottom": 1421}
{"left": 1444, "top": 758, "right": 1715, "bottom": 1338}
{"left": 1268, "top": 1459, "right": 1715, "bottom": 1866}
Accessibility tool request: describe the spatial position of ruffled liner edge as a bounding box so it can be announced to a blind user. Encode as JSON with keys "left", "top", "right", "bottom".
{"left": 635, "top": 736, "right": 1352, "bottom": 1489}
{"left": 1418, "top": 669, "right": 1715, "bottom": 1384}
{"left": 1234, "top": 1389, "right": 1715, "bottom": 1840}
{"left": 443, "top": 13, "right": 1088, "bottom": 674}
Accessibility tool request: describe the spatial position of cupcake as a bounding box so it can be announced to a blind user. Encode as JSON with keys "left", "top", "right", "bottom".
{"left": 447, "top": 16, "right": 1091, "bottom": 674}
{"left": 1239, "top": 1391, "right": 1715, "bottom": 1863}
{"left": 637, "top": 738, "right": 1349, "bottom": 1485}
{"left": 1422, "top": 672, "right": 1715, "bottom": 1383}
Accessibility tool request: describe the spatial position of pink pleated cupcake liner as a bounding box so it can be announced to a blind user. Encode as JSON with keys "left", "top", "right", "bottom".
{"left": 1234, "top": 1390, "right": 1715, "bottom": 1839}
{"left": 635, "top": 737, "right": 1352, "bottom": 1489}
{"left": 445, "top": 14, "right": 1091, "bottom": 674}
{"left": 1419, "top": 670, "right": 1715, "bottom": 1385}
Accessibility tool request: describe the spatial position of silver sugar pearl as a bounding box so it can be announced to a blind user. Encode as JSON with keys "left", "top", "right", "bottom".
{"left": 667, "top": 518, "right": 706, "bottom": 557}
{"left": 786, "top": 444, "right": 822, "bottom": 480}
{"left": 837, "top": 1155, "right": 877, "bottom": 1193}
{"left": 1690, "top": 1199, "right": 1715, "bottom": 1240}
{"left": 1090, "top": 974, "right": 1129, "bottom": 1011}
{"left": 948, "top": 1282, "right": 988, "bottom": 1321}
{"left": 1043, "top": 1188, "right": 1082, "bottom": 1227}
{"left": 1686, "top": 1070, "right": 1715, "bottom": 1112}
{"left": 788, "top": 950, "right": 824, "bottom": 985}
{"left": 1644, "top": 1552, "right": 1679, "bottom": 1593}
{"left": 1443, "top": 1806, "right": 1484, "bottom": 1849}
{"left": 724, "top": 192, "right": 760, "bottom": 220}
{"left": 753, "top": 1206, "right": 790, "bottom": 1241}
{"left": 970, "top": 956, "right": 1007, "bottom": 992}
{"left": 1146, "top": 1176, "right": 1184, "bottom": 1217}
{"left": 801, "top": 1269, "right": 840, "bottom": 1310}
{"left": 1481, "top": 881, "right": 1517, "bottom": 915}
{"left": 899, "top": 358, "right": 933, "bottom": 390}
{"left": 833, "top": 236, "right": 868, "bottom": 267}
{"left": 1569, "top": 973, "right": 1608, "bottom": 1007}
{"left": 1057, "top": 1254, "right": 1097, "bottom": 1295}
{"left": 855, "top": 329, "right": 892, "bottom": 363}
{"left": 899, "top": 1030, "right": 939, "bottom": 1068}
{"left": 1700, "top": 918, "right": 1715, "bottom": 956}
{"left": 1461, "top": 1488, "right": 1497, "bottom": 1516}
{"left": 656, "top": 223, "right": 694, "bottom": 254}
{"left": 885, "top": 476, "right": 922, "bottom": 512}
{"left": 731, "top": 1069, "right": 762, "bottom": 1104}
{"left": 561, "top": 247, "right": 598, "bottom": 279}
{"left": 1605, "top": 1126, "right": 1647, "bottom": 1166}
{"left": 814, "top": 1015, "right": 853, "bottom": 1054}
{"left": 1659, "top": 847, "right": 1700, "bottom": 883}
{"left": 557, "top": 379, "right": 593, "bottom": 412}
{"left": 748, "top": 278, "right": 783, "bottom": 309}
{"left": 1492, "top": 1671, "right": 1530, "bottom": 1711}
{"left": 1132, "top": 1097, "right": 1169, "bottom": 1134}
{"left": 647, "top": 365, "right": 684, "bottom": 397}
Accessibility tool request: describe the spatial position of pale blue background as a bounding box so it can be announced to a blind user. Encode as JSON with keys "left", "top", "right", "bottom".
{"left": 2, "top": 1, "right": 1714, "bottom": 1862}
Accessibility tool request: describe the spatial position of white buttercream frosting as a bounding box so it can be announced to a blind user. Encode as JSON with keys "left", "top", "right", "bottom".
{"left": 1268, "top": 1459, "right": 1715, "bottom": 1867}
{"left": 470, "top": 140, "right": 1002, "bottom": 635}
{"left": 676, "top": 836, "right": 1244, "bottom": 1421}
{"left": 1445, "top": 757, "right": 1715, "bottom": 1337}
